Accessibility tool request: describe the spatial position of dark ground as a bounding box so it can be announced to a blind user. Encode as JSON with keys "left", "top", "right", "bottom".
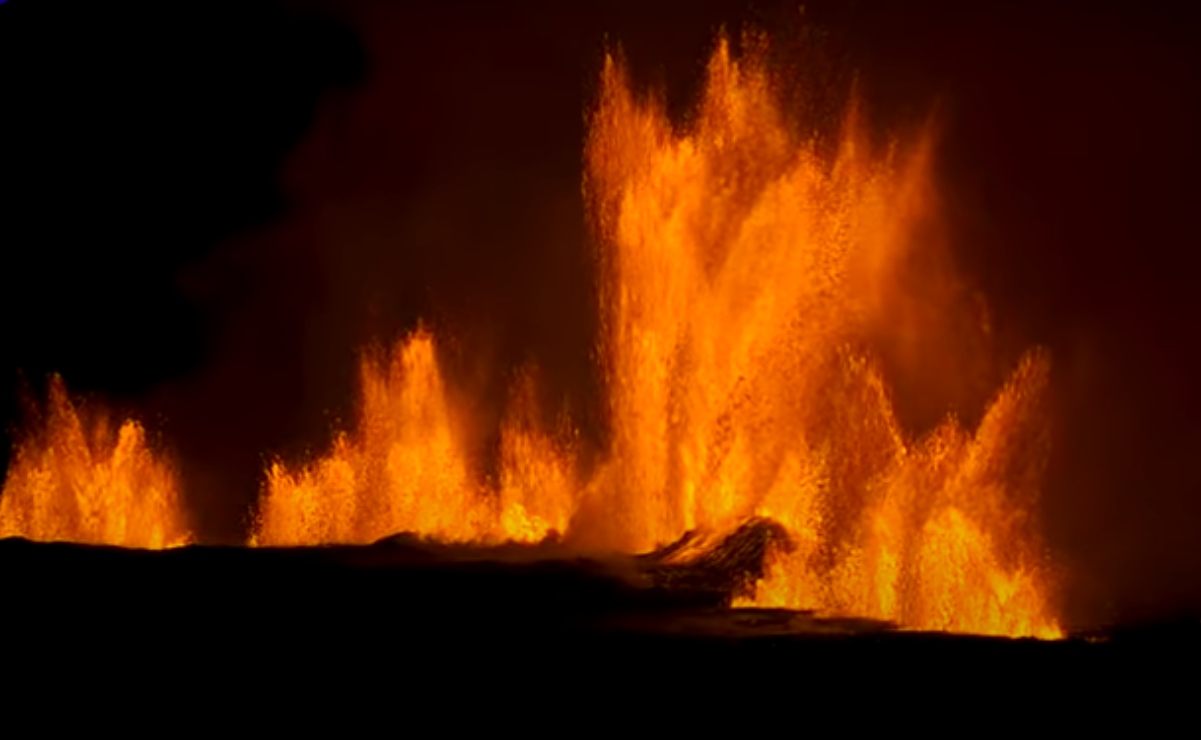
{"left": 3, "top": 527, "right": 1198, "bottom": 711}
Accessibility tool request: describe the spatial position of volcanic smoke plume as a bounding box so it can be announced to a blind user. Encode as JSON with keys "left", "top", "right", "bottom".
{"left": 0, "top": 20, "right": 1065, "bottom": 638}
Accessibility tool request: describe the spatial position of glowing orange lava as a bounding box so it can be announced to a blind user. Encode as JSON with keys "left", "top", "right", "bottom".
{"left": 253, "top": 36, "right": 1060, "bottom": 637}
{"left": 253, "top": 328, "right": 577, "bottom": 546}
{"left": 0, "top": 376, "right": 190, "bottom": 549}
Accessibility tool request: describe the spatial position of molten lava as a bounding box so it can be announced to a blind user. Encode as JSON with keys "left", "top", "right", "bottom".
{"left": 253, "top": 329, "right": 576, "bottom": 546}
{"left": 253, "top": 37, "right": 1061, "bottom": 637}
{"left": 0, "top": 376, "right": 190, "bottom": 549}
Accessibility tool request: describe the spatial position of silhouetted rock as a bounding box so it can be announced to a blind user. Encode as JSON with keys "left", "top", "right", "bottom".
{"left": 638, "top": 517, "right": 794, "bottom": 604}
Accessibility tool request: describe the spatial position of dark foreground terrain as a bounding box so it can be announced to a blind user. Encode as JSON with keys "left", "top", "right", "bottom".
{"left": 2, "top": 522, "right": 1196, "bottom": 716}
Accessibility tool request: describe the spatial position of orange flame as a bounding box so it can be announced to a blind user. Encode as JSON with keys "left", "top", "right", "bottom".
{"left": 253, "top": 328, "right": 577, "bottom": 546}
{"left": 0, "top": 376, "right": 190, "bottom": 549}
{"left": 254, "top": 37, "right": 1059, "bottom": 636}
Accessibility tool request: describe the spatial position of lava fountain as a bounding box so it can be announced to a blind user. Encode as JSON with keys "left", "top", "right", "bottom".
{"left": 582, "top": 38, "right": 1059, "bottom": 636}
{"left": 252, "top": 328, "right": 577, "bottom": 546}
{"left": 0, "top": 376, "right": 190, "bottom": 549}
{"left": 253, "top": 37, "right": 1060, "bottom": 637}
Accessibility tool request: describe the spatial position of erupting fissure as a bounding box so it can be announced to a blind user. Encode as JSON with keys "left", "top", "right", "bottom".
{"left": 0, "top": 36, "right": 1061, "bottom": 637}
{"left": 253, "top": 38, "right": 1060, "bottom": 637}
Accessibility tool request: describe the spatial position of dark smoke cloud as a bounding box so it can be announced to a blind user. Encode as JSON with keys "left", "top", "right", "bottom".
{"left": 0, "top": 0, "right": 366, "bottom": 538}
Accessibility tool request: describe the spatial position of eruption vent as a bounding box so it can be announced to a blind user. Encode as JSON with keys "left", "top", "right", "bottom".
{"left": 254, "top": 38, "right": 1060, "bottom": 637}
{"left": 0, "top": 376, "right": 190, "bottom": 549}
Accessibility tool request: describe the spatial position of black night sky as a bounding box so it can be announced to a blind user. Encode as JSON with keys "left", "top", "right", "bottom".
{"left": 1, "top": 0, "right": 1200, "bottom": 632}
